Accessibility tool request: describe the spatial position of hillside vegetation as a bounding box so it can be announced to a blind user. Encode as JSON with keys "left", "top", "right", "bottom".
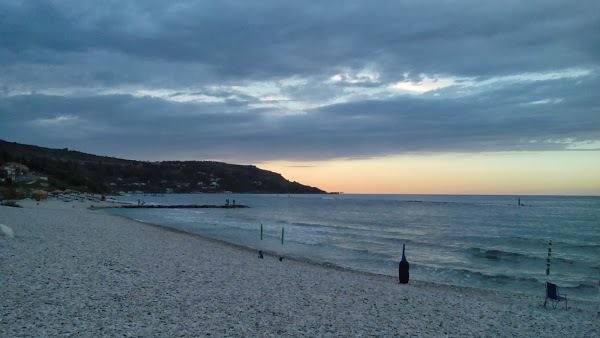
{"left": 0, "top": 140, "right": 325, "bottom": 196}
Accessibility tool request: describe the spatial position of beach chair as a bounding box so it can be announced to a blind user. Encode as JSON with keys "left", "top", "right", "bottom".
{"left": 544, "top": 282, "right": 567, "bottom": 309}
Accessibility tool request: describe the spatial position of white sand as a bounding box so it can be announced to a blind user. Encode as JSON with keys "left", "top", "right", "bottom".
{"left": 1, "top": 199, "right": 598, "bottom": 337}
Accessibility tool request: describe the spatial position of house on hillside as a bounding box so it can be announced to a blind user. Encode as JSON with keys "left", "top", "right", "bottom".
{"left": 1, "top": 162, "right": 30, "bottom": 181}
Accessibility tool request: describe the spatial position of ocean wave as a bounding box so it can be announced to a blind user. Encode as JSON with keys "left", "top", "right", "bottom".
{"left": 429, "top": 267, "right": 541, "bottom": 284}
{"left": 568, "top": 282, "right": 599, "bottom": 290}
{"left": 571, "top": 242, "right": 600, "bottom": 249}
{"left": 466, "top": 247, "right": 576, "bottom": 265}
{"left": 509, "top": 236, "right": 600, "bottom": 250}
{"left": 281, "top": 220, "right": 428, "bottom": 240}
{"left": 328, "top": 235, "right": 441, "bottom": 253}
{"left": 287, "top": 221, "right": 336, "bottom": 229}
{"left": 399, "top": 200, "right": 462, "bottom": 206}
{"left": 461, "top": 271, "right": 600, "bottom": 294}
{"left": 337, "top": 247, "right": 394, "bottom": 261}
{"left": 467, "top": 247, "right": 526, "bottom": 261}
{"left": 507, "top": 236, "right": 550, "bottom": 246}
{"left": 285, "top": 237, "right": 325, "bottom": 246}
{"left": 397, "top": 199, "right": 520, "bottom": 208}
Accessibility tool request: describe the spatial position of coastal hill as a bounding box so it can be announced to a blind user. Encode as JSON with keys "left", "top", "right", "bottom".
{"left": 0, "top": 140, "right": 326, "bottom": 196}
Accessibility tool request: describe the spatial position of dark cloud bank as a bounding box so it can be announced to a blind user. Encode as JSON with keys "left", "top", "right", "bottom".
{"left": 1, "top": 0, "right": 599, "bottom": 162}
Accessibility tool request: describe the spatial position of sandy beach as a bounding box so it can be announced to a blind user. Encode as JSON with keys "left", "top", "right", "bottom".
{"left": 1, "top": 199, "right": 598, "bottom": 337}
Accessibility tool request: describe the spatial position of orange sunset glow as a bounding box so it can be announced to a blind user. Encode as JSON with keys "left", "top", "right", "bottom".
{"left": 259, "top": 151, "right": 600, "bottom": 195}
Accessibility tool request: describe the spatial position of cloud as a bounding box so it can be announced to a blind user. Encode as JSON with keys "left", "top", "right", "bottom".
{"left": 0, "top": 0, "right": 598, "bottom": 163}
{"left": 31, "top": 115, "right": 80, "bottom": 127}
{"left": 389, "top": 76, "right": 456, "bottom": 93}
{"left": 3, "top": 1, "right": 598, "bottom": 84}
{"left": 2, "top": 72, "right": 598, "bottom": 162}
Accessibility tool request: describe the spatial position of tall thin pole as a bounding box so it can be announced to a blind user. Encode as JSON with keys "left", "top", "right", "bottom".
{"left": 260, "top": 223, "right": 263, "bottom": 240}
{"left": 546, "top": 240, "right": 552, "bottom": 282}
{"left": 281, "top": 227, "right": 284, "bottom": 245}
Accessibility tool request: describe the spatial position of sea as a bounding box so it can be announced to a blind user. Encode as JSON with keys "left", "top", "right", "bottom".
{"left": 106, "top": 193, "right": 600, "bottom": 301}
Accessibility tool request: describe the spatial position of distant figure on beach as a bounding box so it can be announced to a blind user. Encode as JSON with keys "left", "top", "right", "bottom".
{"left": 226, "top": 199, "right": 229, "bottom": 206}
{"left": 258, "top": 250, "right": 263, "bottom": 259}
{"left": 233, "top": 199, "right": 236, "bottom": 206}
{"left": 399, "top": 244, "right": 409, "bottom": 284}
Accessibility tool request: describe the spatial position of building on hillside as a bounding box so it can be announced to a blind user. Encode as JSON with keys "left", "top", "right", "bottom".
{"left": 1, "top": 162, "right": 30, "bottom": 181}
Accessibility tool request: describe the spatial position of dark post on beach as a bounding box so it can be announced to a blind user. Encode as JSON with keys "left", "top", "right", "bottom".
{"left": 399, "top": 243, "right": 409, "bottom": 284}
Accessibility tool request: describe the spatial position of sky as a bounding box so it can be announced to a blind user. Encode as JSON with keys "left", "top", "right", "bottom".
{"left": 1, "top": 0, "right": 599, "bottom": 195}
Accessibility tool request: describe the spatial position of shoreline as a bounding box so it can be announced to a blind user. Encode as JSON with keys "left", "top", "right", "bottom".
{"left": 106, "top": 197, "right": 598, "bottom": 302}
{"left": 110, "top": 210, "right": 568, "bottom": 301}
{"left": 1, "top": 199, "right": 598, "bottom": 336}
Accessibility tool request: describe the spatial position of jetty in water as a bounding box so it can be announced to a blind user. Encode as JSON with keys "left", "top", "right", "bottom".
{"left": 91, "top": 204, "right": 249, "bottom": 210}
{"left": 122, "top": 204, "right": 249, "bottom": 209}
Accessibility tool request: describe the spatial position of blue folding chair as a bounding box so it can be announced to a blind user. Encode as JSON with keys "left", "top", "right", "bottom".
{"left": 544, "top": 282, "right": 567, "bottom": 309}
